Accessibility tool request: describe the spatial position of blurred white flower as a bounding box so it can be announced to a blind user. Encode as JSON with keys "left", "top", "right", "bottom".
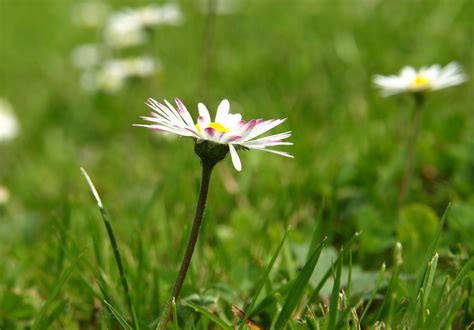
{"left": 373, "top": 62, "right": 468, "bottom": 97}
{"left": 0, "top": 98, "right": 19, "bottom": 143}
{"left": 96, "top": 59, "right": 128, "bottom": 93}
{"left": 104, "top": 11, "right": 148, "bottom": 49}
{"left": 94, "top": 57, "right": 157, "bottom": 93}
{"left": 137, "top": 3, "right": 184, "bottom": 26}
{"left": 199, "top": 0, "right": 240, "bottom": 15}
{"left": 136, "top": 98, "right": 293, "bottom": 171}
{"left": 72, "top": 2, "right": 109, "bottom": 28}
{"left": 103, "top": 4, "right": 183, "bottom": 49}
{"left": 80, "top": 71, "right": 99, "bottom": 92}
{"left": 123, "top": 57, "right": 157, "bottom": 77}
{"left": 0, "top": 185, "right": 10, "bottom": 205}
{"left": 71, "top": 44, "right": 101, "bottom": 70}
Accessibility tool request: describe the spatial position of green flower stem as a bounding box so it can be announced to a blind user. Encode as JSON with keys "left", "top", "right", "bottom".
{"left": 398, "top": 93, "right": 425, "bottom": 206}
{"left": 157, "top": 161, "right": 215, "bottom": 329}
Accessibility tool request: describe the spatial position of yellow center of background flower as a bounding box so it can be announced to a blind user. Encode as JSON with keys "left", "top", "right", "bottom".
{"left": 412, "top": 75, "right": 430, "bottom": 88}
{"left": 196, "top": 122, "right": 230, "bottom": 134}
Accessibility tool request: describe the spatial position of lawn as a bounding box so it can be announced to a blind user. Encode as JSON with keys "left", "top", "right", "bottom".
{"left": 1, "top": 0, "right": 473, "bottom": 328}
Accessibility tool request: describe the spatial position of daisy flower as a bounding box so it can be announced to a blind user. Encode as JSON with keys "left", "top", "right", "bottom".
{"left": 373, "top": 62, "right": 467, "bottom": 97}
{"left": 136, "top": 98, "right": 293, "bottom": 171}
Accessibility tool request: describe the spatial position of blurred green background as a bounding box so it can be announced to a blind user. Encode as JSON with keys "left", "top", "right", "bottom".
{"left": 1, "top": 0, "right": 473, "bottom": 327}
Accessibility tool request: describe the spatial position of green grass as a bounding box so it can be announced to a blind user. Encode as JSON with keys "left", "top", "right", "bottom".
{"left": 1, "top": 0, "right": 473, "bottom": 328}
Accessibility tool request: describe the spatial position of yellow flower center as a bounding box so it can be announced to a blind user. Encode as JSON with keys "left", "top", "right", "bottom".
{"left": 412, "top": 75, "right": 430, "bottom": 88}
{"left": 196, "top": 122, "right": 230, "bottom": 134}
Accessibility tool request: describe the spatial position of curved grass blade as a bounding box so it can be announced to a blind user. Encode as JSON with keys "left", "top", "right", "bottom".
{"left": 274, "top": 237, "right": 326, "bottom": 328}
{"left": 187, "top": 301, "right": 232, "bottom": 329}
{"left": 81, "top": 167, "right": 140, "bottom": 330}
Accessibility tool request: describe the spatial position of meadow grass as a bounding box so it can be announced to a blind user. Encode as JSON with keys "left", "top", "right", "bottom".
{"left": 1, "top": 0, "right": 473, "bottom": 328}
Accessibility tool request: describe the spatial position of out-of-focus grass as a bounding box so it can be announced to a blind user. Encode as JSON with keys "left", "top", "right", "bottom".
{"left": 1, "top": 0, "right": 473, "bottom": 328}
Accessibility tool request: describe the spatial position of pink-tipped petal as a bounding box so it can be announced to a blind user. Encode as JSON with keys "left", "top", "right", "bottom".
{"left": 204, "top": 127, "right": 216, "bottom": 139}
{"left": 198, "top": 103, "right": 211, "bottom": 124}
{"left": 175, "top": 98, "right": 195, "bottom": 128}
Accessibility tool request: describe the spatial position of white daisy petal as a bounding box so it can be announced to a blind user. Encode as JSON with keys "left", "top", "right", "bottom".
{"left": 229, "top": 144, "right": 242, "bottom": 171}
{"left": 215, "top": 99, "right": 230, "bottom": 123}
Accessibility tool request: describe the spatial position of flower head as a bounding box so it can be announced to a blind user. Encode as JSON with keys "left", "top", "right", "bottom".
{"left": 136, "top": 98, "right": 293, "bottom": 171}
{"left": 373, "top": 62, "right": 467, "bottom": 97}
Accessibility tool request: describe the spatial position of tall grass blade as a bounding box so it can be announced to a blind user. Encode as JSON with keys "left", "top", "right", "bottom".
{"left": 81, "top": 167, "right": 140, "bottom": 330}
{"left": 274, "top": 237, "right": 326, "bottom": 328}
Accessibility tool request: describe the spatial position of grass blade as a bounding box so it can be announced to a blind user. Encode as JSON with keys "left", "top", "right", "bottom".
{"left": 187, "top": 301, "right": 232, "bottom": 329}
{"left": 410, "top": 204, "right": 450, "bottom": 304}
{"left": 40, "top": 300, "right": 68, "bottom": 329}
{"left": 104, "top": 299, "right": 133, "bottom": 330}
{"left": 242, "top": 226, "right": 291, "bottom": 325}
{"left": 274, "top": 237, "right": 326, "bottom": 328}
{"left": 448, "top": 256, "right": 474, "bottom": 295}
{"left": 32, "top": 262, "right": 76, "bottom": 329}
{"left": 359, "top": 262, "right": 386, "bottom": 324}
{"left": 421, "top": 253, "right": 439, "bottom": 312}
{"left": 81, "top": 167, "right": 140, "bottom": 330}
{"left": 307, "top": 232, "right": 360, "bottom": 304}
{"left": 326, "top": 248, "right": 343, "bottom": 330}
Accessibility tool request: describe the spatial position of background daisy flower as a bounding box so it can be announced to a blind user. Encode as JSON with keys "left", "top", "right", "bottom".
{"left": 136, "top": 98, "right": 293, "bottom": 171}
{"left": 373, "top": 62, "right": 467, "bottom": 97}
{"left": 0, "top": 98, "right": 19, "bottom": 143}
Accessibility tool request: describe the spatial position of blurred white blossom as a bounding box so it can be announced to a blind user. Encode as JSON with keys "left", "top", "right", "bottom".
{"left": 72, "top": 2, "right": 109, "bottom": 28}
{"left": 103, "top": 4, "right": 183, "bottom": 49}
{"left": 373, "top": 62, "right": 467, "bottom": 97}
{"left": 137, "top": 3, "right": 184, "bottom": 26}
{"left": 71, "top": 44, "right": 101, "bottom": 70}
{"left": 104, "top": 11, "right": 148, "bottom": 49}
{"left": 95, "top": 57, "right": 157, "bottom": 93}
{"left": 199, "top": 0, "right": 240, "bottom": 15}
{"left": 0, "top": 185, "right": 10, "bottom": 205}
{"left": 0, "top": 98, "right": 19, "bottom": 143}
